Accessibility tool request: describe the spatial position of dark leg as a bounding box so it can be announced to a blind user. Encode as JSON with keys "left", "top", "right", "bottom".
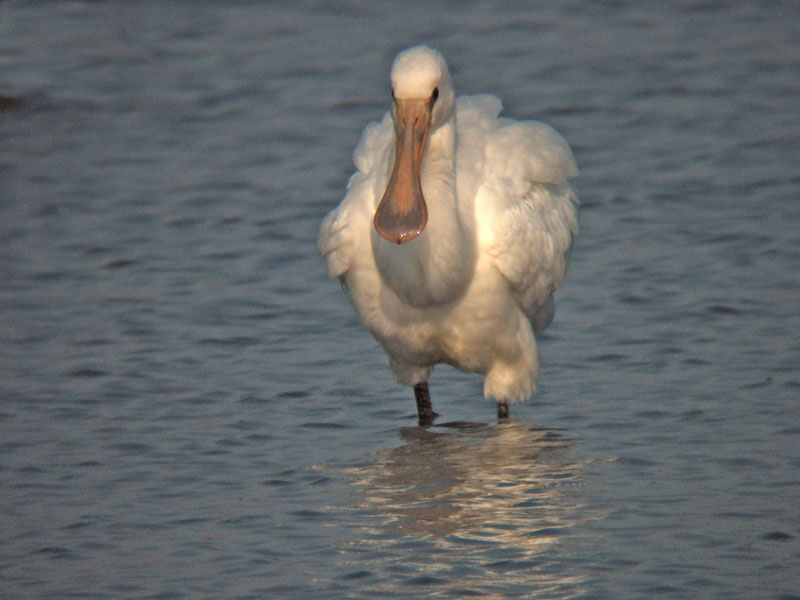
{"left": 497, "top": 401, "right": 509, "bottom": 420}
{"left": 414, "top": 382, "right": 435, "bottom": 426}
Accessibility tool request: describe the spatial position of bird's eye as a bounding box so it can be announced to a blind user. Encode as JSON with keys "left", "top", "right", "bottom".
{"left": 432, "top": 87, "right": 439, "bottom": 102}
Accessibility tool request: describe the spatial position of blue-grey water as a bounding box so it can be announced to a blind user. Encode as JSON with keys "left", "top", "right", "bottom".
{"left": 1, "top": 1, "right": 799, "bottom": 598}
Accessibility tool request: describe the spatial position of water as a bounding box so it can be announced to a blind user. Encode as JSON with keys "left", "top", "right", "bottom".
{"left": 1, "top": 1, "right": 799, "bottom": 598}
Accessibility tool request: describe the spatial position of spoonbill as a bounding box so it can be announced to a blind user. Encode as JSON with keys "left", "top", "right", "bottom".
{"left": 319, "top": 45, "right": 578, "bottom": 425}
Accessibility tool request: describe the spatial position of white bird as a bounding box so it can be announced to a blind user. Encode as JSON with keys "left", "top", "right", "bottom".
{"left": 319, "top": 45, "right": 578, "bottom": 424}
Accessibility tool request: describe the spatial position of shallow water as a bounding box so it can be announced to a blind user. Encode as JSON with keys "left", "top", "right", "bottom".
{"left": 1, "top": 1, "right": 799, "bottom": 598}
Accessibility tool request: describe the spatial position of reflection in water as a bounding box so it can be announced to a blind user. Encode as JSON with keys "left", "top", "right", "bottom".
{"left": 338, "top": 421, "right": 595, "bottom": 598}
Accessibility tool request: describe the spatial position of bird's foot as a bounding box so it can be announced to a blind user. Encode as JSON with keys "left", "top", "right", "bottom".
{"left": 414, "top": 382, "right": 437, "bottom": 426}
{"left": 497, "top": 401, "right": 509, "bottom": 420}
{"left": 417, "top": 412, "right": 440, "bottom": 427}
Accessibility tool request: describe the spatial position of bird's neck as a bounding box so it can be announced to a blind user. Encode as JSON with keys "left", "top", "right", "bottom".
{"left": 373, "top": 117, "right": 477, "bottom": 307}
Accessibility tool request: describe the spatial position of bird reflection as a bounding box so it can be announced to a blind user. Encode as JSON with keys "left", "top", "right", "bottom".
{"left": 340, "top": 420, "right": 593, "bottom": 597}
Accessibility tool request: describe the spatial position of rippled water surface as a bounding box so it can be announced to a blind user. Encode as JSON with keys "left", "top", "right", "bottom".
{"left": 2, "top": 1, "right": 799, "bottom": 598}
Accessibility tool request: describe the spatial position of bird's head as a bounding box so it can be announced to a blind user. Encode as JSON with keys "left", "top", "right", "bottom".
{"left": 374, "top": 45, "right": 454, "bottom": 245}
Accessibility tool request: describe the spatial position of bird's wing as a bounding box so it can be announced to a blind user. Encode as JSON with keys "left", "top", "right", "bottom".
{"left": 471, "top": 102, "right": 579, "bottom": 331}
{"left": 318, "top": 112, "right": 393, "bottom": 278}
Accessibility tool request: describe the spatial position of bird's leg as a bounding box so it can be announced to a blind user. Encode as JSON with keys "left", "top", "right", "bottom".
{"left": 414, "top": 382, "right": 435, "bottom": 426}
{"left": 497, "top": 401, "right": 509, "bottom": 420}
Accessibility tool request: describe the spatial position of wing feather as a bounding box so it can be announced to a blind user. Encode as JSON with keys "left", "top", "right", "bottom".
{"left": 475, "top": 106, "right": 579, "bottom": 330}
{"left": 485, "top": 183, "right": 578, "bottom": 320}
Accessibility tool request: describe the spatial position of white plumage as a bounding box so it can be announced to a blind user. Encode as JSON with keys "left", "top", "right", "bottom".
{"left": 319, "top": 45, "right": 578, "bottom": 422}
